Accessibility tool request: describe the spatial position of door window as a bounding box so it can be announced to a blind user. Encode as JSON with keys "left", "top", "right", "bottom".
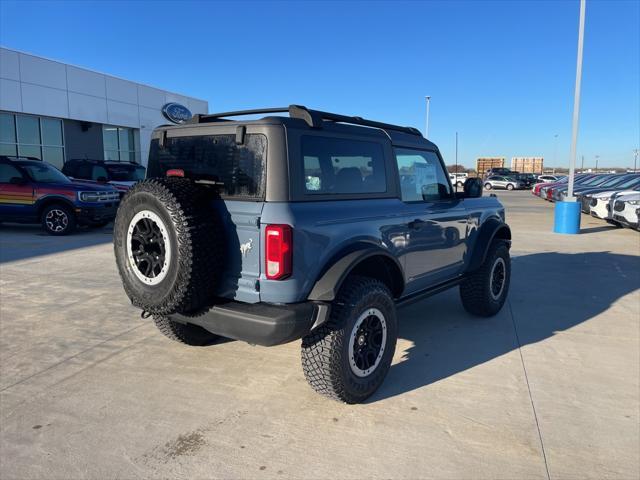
{"left": 394, "top": 148, "right": 452, "bottom": 202}
{"left": 0, "top": 163, "right": 24, "bottom": 183}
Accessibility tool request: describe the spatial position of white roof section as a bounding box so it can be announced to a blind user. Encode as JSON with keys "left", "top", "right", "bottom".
{"left": 0, "top": 46, "right": 208, "bottom": 125}
{"left": 0, "top": 46, "right": 208, "bottom": 164}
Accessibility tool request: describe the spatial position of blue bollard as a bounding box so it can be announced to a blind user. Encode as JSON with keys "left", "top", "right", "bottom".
{"left": 554, "top": 201, "right": 581, "bottom": 234}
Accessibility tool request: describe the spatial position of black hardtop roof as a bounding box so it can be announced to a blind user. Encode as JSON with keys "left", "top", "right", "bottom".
{"left": 156, "top": 105, "right": 438, "bottom": 150}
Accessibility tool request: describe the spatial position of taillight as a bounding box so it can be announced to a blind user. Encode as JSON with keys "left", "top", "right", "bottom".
{"left": 265, "top": 224, "right": 292, "bottom": 280}
{"left": 166, "top": 169, "right": 185, "bottom": 177}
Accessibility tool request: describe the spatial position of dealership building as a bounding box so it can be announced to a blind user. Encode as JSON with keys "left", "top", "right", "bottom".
{"left": 0, "top": 47, "right": 208, "bottom": 169}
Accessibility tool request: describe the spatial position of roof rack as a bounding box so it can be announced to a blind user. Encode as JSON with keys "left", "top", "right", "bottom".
{"left": 188, "top": 105, "right": 422, "bottom": 136}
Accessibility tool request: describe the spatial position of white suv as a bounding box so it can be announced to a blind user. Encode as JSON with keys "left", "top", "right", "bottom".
{"left": 538, "top": 175, "right": 562, "bottom": 183}
{"left": 449, "top": 172, "right": 468, "bottom": 188}
{"left": 611, "top": 192, "right": 640, "bottom": 230}
{"left": 590, "top": 189, "right": 639, "bottom": 220}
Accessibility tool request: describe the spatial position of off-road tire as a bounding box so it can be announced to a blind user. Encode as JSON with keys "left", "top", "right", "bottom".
{"left": 153, "top": 316, "right": 219, "bottom": 346}
{"left": 41, "top": 203, "right": 76, "bottom": 236}
{"left": 301, "top": 276, "right": 397, "bottom": 404}
{"left": 114, "top": 177, "right": 223, "bottom": 315}
{"left": 460, "top": 240, "right": 510, "bottom": 317}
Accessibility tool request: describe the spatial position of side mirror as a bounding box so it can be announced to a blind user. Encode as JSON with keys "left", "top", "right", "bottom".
{"left": 463, "top": 177, "right": 483, "bottom": 198}
{"left": 9, "top": 176, "right": 27, "bottom": 186}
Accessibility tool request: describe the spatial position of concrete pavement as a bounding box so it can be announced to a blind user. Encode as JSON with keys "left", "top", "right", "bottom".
{"left": 0, "top": 191, "right": 638, "bottom": 479}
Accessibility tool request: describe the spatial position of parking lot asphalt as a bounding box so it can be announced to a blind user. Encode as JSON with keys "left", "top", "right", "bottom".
{"left": 1, "top": 191, "right": 638, "bottom": 480}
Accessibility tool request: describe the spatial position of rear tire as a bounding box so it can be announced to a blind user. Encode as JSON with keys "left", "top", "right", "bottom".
{"left": 301, "top": 276, "right": 397, "bottom": 404}
{"left": 460, "top": 240, "right": 510, "bottom": 317}
{"left": 113, "top": 177, "right": 224, "bottom": 316}
{"left": 153, "top": 316, "right": 219, "bottom": 346}
{"left": 484, "top": 183, "right": 492, "bottom": 190}
{"left": 41, "top": 204, "right": 76, "bottom": 236}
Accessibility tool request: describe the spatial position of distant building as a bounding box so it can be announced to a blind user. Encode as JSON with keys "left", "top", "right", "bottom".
{"left": 0, "top": 47, "right": 208, "bottom": 168}
{"left": 476, "top": 157, "right": 505, "bottom": 174}
{"left": 511, "top": 157, "right": 544, "bottom": 174}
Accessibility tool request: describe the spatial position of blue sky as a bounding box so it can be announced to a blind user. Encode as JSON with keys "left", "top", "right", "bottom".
{"left": 1, "top": 0, "right": 638, "bottom": 169}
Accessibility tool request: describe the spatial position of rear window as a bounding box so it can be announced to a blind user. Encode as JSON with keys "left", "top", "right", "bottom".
{"left": 147, "top": 134, "right": 267, "bottom": 199}
{"left": 302, "top": 136, "right": 386, "bottom": 195}
{"left": 106, "top": 164, "right": 146, "bottom": 181}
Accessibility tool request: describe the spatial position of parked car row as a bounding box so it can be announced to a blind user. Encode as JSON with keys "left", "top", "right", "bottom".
{"left": 532, "top": 172, "right": 640, "bottom": 230}
{"left": 0, "top": 156, "right": 146, "bottom": 235}
{"left": 448, "top": 170, "right": 566, "bottom": 192}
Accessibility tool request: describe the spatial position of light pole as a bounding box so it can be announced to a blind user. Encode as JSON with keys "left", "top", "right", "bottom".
{"left": 424, "top": 96, "right": 431, "bottom": 139}
{"left": 595, "top": 155, "right": 600, "bottom": 173}
{"left": 554, "top": 0, "right": 585, "bottom": 235}
{"left": 634, "top": 149, "right": 639, "bottom": 172}
{"left": 553, "top": 134, "right": 559, "bottom": 165}
{"left": 580, "top": 154, "right": 584, "bottom": 172}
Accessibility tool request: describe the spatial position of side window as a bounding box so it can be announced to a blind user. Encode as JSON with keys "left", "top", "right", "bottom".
{"left": 92, "top": 165, "right": 109, "bottom": 181}
{"left": 75, "top": 164, "right": 92, "bottom": 179}
{"left": 394, "top": 148, "right": 452, "bottom": 202}
{"left": 301, "top": 136, "right": 387, "bottom": 194}
{"left": 0, "top": 163, "right": 23, "bottom": 183}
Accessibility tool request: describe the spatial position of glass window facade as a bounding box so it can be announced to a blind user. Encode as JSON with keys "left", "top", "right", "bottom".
{"left": 103, "top": 125, "right": 140, "bottom": 162}
{"left": 0, "top": 112, "right": 65, "bottom": 168}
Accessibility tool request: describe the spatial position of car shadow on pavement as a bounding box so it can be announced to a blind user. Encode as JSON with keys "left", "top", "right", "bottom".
{"left": 370, "top": 251, "right": 640, "bottom": 402}
{"left": 579, "top": 225, "right": 621, "bottom": 234}
{"left": 0, "top": 223, "right": 113, "bottom": 263}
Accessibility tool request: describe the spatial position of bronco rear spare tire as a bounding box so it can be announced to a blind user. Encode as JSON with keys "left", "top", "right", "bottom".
{"left": 114, "top": 177, "right": 223, "bottom": 315}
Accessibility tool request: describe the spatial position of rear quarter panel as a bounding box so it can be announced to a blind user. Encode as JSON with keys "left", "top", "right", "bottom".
{"left": 259, "top": 199, "right": 408, "bottom": 303}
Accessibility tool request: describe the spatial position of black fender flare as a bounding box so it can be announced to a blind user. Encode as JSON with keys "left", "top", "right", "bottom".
{"left": 307, "top": 247, "right": 404, "bottom": 302}
{"left": 466, "top": 218, "right": 512, "bottom": 272}
{"left": 34, "top": 195, "right": 77, "bottom": 218}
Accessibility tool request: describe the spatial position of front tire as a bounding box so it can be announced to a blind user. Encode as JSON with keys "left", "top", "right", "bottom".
{"left": 41, "top": 204, "right": 76, "bottom": 236}
{"left": 460, "top": 240, "right": 510, "bottom": 317}
{"left": 301, "top": 276, "right": 397, "bottom": 404}
{"left": 507, "top": 183, "right": 515, "bottom": 191}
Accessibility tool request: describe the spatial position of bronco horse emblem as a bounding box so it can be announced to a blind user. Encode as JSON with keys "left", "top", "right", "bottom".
{"left": 240, "top": 239, "right": 253, "bottom": 257}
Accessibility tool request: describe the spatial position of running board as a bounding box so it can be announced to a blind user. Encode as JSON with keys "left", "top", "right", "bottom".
{"left": 395, "top": 277, "right": 463, "bottom": 308}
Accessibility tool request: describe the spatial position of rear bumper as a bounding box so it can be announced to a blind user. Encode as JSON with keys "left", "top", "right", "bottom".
{"left": 168, "top": 301, "right": 329, "bottom": 346}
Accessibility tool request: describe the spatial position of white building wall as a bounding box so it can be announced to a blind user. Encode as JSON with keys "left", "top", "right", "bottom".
{"left": 0, "top": 47, "right": 208, "bottom": 165}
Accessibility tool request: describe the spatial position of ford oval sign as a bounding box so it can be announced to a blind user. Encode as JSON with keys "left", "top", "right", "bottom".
{"left": 161, "top": 103, "right": 192, "bottom": 124}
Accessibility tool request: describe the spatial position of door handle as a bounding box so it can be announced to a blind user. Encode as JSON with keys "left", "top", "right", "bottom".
{"left": 408, "top": 219, "right": 427, "bottom": 229}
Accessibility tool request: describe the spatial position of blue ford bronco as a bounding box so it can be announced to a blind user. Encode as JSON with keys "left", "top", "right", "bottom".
{"left": 113, "top": 106, "right": 511, "bottom": 403}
